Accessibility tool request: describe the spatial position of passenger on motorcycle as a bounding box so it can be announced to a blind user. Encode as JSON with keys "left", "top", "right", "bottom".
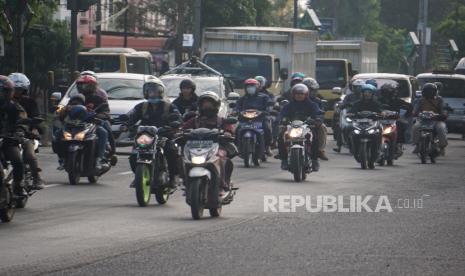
{"left": 183, "top": 91, "right": 237, "bottom": 195}
{"left": 278, "top": 84, "right": 322, "bottom": 171}
{"left": 172, "top": 79, "right": 198, "bottom": 116}
{"left": 256, "top": 76, "right": 276, "bottom": 154}
{"left": 302, "top": 77, "right": 329, "bottom": 161}
{"left": 378, "top": 83, "right": 413, "bottom": 148}
{"left": 343, "top": 79, "right": 365, "bottom": 106}
{"left": 125, "top": 77, "right": 181, "bottom": 188}
{"left": 235, "top": 78, "right": 273, "bottom": 153}
{"left": 0, "top": 75, "right": 27, "bottom": 195}
{"left": 255, "top": 76, "right": 274, "bottom": 101}
{"left": 411, "top": 83, "right": 448, "bottom": 155}
{"left": 278, "top": 72, "right": 305, "bottom": 103}
{"left": 80, "top": 71, "right": 108, "bottom": 101}
{"left": 8, "top": 73, "right": 44, "bottom": 190}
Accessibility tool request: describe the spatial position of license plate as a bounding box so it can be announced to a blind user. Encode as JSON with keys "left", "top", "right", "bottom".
{"left": 357, "top": 119, "right": 372, "bottom": 123}
{"left": 242, "top": 123, "right": 261, "bottom": 129}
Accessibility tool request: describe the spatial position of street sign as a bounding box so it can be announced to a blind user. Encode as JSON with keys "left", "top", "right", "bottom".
{"left": 0, "top": 34, "right": 4, "bottom": 57}
{"left": 183, "top": 34, "right": 194, "bottom": 47}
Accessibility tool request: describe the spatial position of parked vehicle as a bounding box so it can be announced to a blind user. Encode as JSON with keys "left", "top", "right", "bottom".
{"left": 180, "top": 128, "right": 237, "bottom": 219}
{"left": 377, "top": 111, "right": 400, "bottom": 166}
{"left": 237, "top": 109, "right": 266, "bottom": 167}
{"left": 61, "top": 106, "right": 116, "bottom": 185}
{"left": 348, "top": 111, "right": 382, "bottom": 169}
{"left": 284, "top": 119, "right": 316, "bottom": 182}
{"left": 416, "top": 111, "right": 440, "bottom": 164}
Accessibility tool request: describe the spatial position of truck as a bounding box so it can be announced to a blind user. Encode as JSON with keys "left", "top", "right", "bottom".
{"left": 201, "top": 27, "right": 319, "bottom": 95}
{"left": 316, "top": 40, "right": 378, "bottom": 123}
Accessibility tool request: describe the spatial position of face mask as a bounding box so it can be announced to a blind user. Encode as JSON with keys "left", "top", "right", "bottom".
{"left": 148, "top": 98, "right": 161, "bottom": 104}
{"left": 246, "top": 87, "right": 257, "bottom": 96}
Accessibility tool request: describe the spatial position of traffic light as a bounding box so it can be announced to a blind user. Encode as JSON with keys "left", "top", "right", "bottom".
{"left": 67, "top": 0, "right": 98, "bottom": 12}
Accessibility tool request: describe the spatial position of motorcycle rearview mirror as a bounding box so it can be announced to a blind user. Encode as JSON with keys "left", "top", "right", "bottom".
{"left": 227, "top": 92, "right": 240, "bottom": 101}
{"left": 280, "top": 68, "right": 289, "bottom": 80}
{"left": 224, "top": 117, "right": 238, "bottom": 124}
{"left": 332, "top": 87, "right": 342, "bottom": 95}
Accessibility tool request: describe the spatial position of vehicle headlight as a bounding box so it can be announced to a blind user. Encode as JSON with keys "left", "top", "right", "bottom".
{"left": 368, "top": 129, "right": 376, "bottom": 134}
{"left": 137, "top": 134, "right": 154, "bottom": 146}
{"left": 288, "top": 128, "right": 304, "bottom": 138}
{"left": 63, "top": 131, "right": 72, "bottom": 141}
{"left": 354, "top": 129, "right": 361, "bottom": 134}
{"left": 74, "top": 130, "right": 87, "bottom": 141}
{"left": 191, "top": 155, "right": 207, "bottom": 165}
{"left": 345, "top": 117, "right": 352, "bottom": 122}
{"left": 382, "top": 126, "right": 393, "bottom": 135}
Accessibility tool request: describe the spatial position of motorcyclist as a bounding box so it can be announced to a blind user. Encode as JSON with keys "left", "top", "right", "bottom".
{"left": 278, "top": 84, "right": 322, "bottom": 171}
{"left": 235, "top": 78, "right": 273, "bottom": 155}
{"left": 8, "top": 73, "right": 44, "bottom": 190}
{"left": 378, "top": 82, "right": 413, "bottom": 153}
{"left": 0, "top": 76, "right": 26, "bottom": 195}
{"left": 124, "top": 77, "right": 181, "bottom": 188}
{"left": 411, "top": 83, "right": 448, "bottom": 155}
{"left": 76, "top": 75, "right": 111, "bottom": 170}
{"left": 343, "top": 79, "right": 365, "bottom": 106}
{"left": 349, "top": 84, "right": 382, "bottom": 114}
{"left": 255, "top": 76, "right": 274, "bottom": 101}
{"left": 302, "top": 77, "right": 329, "bottom": 161}
{"left": 256, "top": 75, "right": 276, "bottom": 154}
{"left": 80, "top": 71, "right": 108, "bottom": 101}
{"left": 172, "top": 79, "right": 198, "bottom": 116}
{"left": 278, "top": 72, "right": 305, "bottom": 103}
{"left": 183, "top": 91, "right": 237, "bottom": 195}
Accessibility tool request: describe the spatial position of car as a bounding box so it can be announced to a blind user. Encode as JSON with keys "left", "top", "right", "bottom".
{"left": 52, "top": 73, "right": 154, "bottom": 146}
{"left": 416, "top": 72, "right": 465, "bottom": 133}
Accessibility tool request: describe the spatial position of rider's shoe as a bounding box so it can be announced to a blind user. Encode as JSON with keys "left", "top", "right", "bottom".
{"left": 439, "top": 147, "right": 446, "bottom": 156}
{"left": 95, "top": 157, "right": 104, "bottom": 170}
{"left": 312, "top": 160, "right": 320, "bottom": 172}
{"left": 281, "top": 159, "right": 289, "bottom": 170}
{"left": 318, "top": 150, "right": 329, "bottom": 161}
{"left": 32, "top": 176, "right": 45, "bottom": 190}
{"left": 57, "top": 159, "right": 65, "bottom": 171}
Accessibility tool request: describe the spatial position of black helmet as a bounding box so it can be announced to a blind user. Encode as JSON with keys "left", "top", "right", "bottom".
{"left": 380, "top": 82, "right": 398, "bottom": 98}
{"left": 180, "top": 79, "right": 196, "bottom": 91}
{"left": 422, "top": 83, "right": 437, "bottom": 99}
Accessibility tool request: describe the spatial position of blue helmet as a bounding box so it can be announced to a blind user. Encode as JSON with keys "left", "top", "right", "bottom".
{"left": 68, "top": 105, "right": 88, "bottom": 121}
{"left": 361, "top": 84, "right": 377, "bottom": 94}
{"left": 365, "top": 79, "right": 378, "bottom": 88}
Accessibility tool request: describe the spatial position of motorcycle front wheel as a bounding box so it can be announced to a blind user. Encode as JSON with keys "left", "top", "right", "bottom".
{"left": 0, "top": 187, "right": 15, "bottom": 222}
{"left": 135, "top": 164, "right": 152, "bottom": 207}
{"left": 290, "top": 148, "right": 303, "bottom": 182}
{"left": 242, "top": 138, "right": 252, "bottom": 168}
{"left": 189, "top": 178, "right": 205, "bottom": 220}
{"left": 67, "top": 151, "right": 81, "bottom": 185}
{"left": 359, "top": 142, "right": 368, "bottom": 170}
{"left": 419, "top": 136, "right": 428, "bottom": 164}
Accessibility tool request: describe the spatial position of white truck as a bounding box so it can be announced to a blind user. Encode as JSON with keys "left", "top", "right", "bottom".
{"left": 201, "top": 27, "right": 319, "bottom": 95}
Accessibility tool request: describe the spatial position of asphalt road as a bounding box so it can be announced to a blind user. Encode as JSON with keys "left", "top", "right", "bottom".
{"left": 0, "top": 136, "right": 464, "bottom": 276}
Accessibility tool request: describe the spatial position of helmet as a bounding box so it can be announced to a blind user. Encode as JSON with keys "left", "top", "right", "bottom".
{"left": 291, "top": 83, "right": 309, "bottom": 99}
{"left": 76, "top": 75, "right": 97, "bottom": 85}
{"left": 291, "top": 72, "right": 305, "bottom": 79}
{"left": 76, "top": 75, "right": 98, "bottom": 95}
{"left": 254, "top": 76, "right": 267, "bottom": 89}
{"left": 244, "top": 78, "right": 260, "bottom": 87}
{"left": 8, "top": 73, "right": 30, "bottom": 92}
{"left": 422, "top": 83, "right": 437, "bottom": 99}
{"left": 244, "top": 78, "right": 259, "bottom": 96}
{"left": 0, "top": 75, "right": 15, "bottom": 92}
{"left": 360, "top": 84, "right": 377, "bottom": 97}
{"left": 80, "top": 70, "right": 98, "bottom": 80}
{"left": 180, "top": 79, "right": 196, "bottom": 91}
{"left": 365, "top": 79, "right": 378, "bottom": 88}
{"left": 143, "top": 77, "right": 165, "bottom": 99}
{"left": 69, "top": 94, "right": 86, "bottom": 106}
{"left": 302, "top": 77, "right": 319, "bottom": 91}
{"left": 198, "top": 91, "right": 220, "bottom": 117}
{"left": 380, "top": 82, "right": 398, "bottom": 98}
{"left": 350, "top": 79, "right": 365, "bottom": 94}
{"left": 68, "top": 105, "right": 88, "bottom": 121}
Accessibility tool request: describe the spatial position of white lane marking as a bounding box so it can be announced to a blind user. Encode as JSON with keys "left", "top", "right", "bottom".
{"left": 117, "top": 171, "right": 133, "bottom": 175}
{"left": 45, "top": 184, "right": 60, "bottom": 188}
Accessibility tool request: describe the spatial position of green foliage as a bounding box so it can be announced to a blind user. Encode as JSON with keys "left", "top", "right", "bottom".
{"left": 202, "top": 0, "right": 257, "bottom": 27}
{"left": 436, "top": 4, "right": 465, "bottom": 58}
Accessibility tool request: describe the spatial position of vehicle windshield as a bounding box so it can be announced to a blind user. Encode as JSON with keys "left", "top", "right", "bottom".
{"left": 78, "top": 55, "right": 121, "bottom": 73}
{"left": 418, "top": 77, "right": 465, "bottom": 98}
{"left": 203, "top": 54, "right": 272, "bottom": 89}
{"left": 357, "top": 78, "right": 411, "bottom": 98}
{"left": 162, "top": 77, "right": 224, "bottom": 98}
{"left": 67, "top": 78, "right": 145, "bottom": 100}
{"left": 316, "top": 60, "right": 347, "bottom": 89}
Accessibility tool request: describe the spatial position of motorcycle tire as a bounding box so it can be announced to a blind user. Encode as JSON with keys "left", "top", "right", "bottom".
{"left": 154, "top": 187, "right": 170, "bottom": 205}
{"left": 242, "top": 139, "right": 252, "bottom": 168}
{"left": 0, "top": 187, "right": 15, "bottom": 222}
{"left": 68, "top": 151, "right": 81, "bottom": 185}
{"left": 253, "top": 145, "right": 261, "bottom": 167}
{"left": 135, "top": 164, "right": 152, "bottom": 207}
{"left": 189, "top": 178, "right": 205, "bottom": 220}
{"left": 359, "top": 143, "right": 368, "bottom": 170}
{"left": 290, "top": 148, "right": 303, "bottom": 182}
{"left": 419, "top": 137, "right": 428, "bottom": 164}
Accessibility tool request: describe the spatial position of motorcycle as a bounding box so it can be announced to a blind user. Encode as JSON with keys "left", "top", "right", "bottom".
{"left": 237, "top": 109, "right": 267, "bottom": 167}
{"left": 0, "top": 137, "right": 15, "bottom": 222}
{"left": 180, "top": 128, "right": 237, "bottom": 220}
{"left": 377, "top": 111, "right": 400, "bottom": 166}
{"left": 417, "top": 111, "right": 440, "bottom": 164}
{"left": 61, "top": 106, "right": 116, "bottom": 185}
{"left": 348, "top": 111, "right": 382, "bottom": 169}
{"left": 284, "top": 118, "right": 316, "bottom": 182}
{"left": 333, "top": 103, "right": 353, "bottom": 153}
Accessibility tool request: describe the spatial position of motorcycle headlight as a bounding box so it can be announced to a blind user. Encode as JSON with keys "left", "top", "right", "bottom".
{"left": 354, "top": 129, "right": 361, "bottom": 134}
{"left": 383, "top": 126, "right": 393, "bottom": 135}
{"left": 288, "top": 128, "right": 304, "bottom": 138}
{"left": 74, "top": 130, "right": 87, "bottom": 141}
{"left": 63, "top": 131, "right": 72, "bottom": 141}
{"left": 191, "top": 155, "right": 207, "bottom": 165}
{"left": 136, "top": 134, "right": 154, "bottom": 146}
{"left": 345, "top": 117, "right": 352, "bottom": 123}
{"left": 368, "top": 128, "right": 377, "bottom": 134}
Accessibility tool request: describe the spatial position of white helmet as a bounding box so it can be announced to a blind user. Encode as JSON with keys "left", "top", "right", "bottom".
{"left": 8, "top": 73, "right": 30, "bottom": 91}
{"left": 80, "top": 70, "right": 98, "bottom": 80}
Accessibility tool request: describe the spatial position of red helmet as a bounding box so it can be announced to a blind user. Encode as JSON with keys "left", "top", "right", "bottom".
{"left": 76, "top": 75, "right": 97, "bottom": 85}
{"left": 244, "top": 78, "right": 260, "bottom": 87}
{"left": 0, "top": 75, "right": 15, "bottom": 91}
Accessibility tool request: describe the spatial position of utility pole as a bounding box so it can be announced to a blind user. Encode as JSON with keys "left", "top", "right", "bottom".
{"left": 293, "top": 0, "right": 298, "bottom": 28}
{"left": 96, "top": 0, "right": 102, "bottom": 47}
{"left": 193, "top": 0, "right": 201, "bottom": 56}
{"left": 418, "top": 0, "right": 429, "bottom": 71}
{"left": 70, "top": 10, "right": 78, "bottom": 72}
{"left": 124, "top": 0, "right": 128, "bottom": 47}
